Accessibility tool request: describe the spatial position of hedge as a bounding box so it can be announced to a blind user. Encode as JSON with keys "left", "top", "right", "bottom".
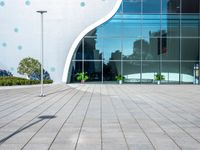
{"left": 0, "top": 77, "right": 53, "bottom": 86}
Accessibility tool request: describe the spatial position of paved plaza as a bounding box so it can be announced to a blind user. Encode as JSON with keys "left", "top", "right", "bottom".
{"left": 0, "top": 84, "right": 200, "bottom": 150}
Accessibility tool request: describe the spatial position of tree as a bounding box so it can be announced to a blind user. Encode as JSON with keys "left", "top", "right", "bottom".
{"left": 0, "top": 69, "right": 13, "bottom": 77}
{"left": 17, "top": 57, "right": 41, "bottom": 79}
{"left": 29, "top": 70, "right": 51, "bottom": 80}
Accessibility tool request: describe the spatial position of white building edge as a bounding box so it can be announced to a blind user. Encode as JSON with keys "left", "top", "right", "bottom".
{"left": 62, "top": 0, "right": 122, "bottom": 83}
{"left": 0, "top": 0, "right": 119, "bottom": 83}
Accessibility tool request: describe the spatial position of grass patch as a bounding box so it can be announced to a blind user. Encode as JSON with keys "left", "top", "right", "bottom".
{"left": 0, "top": 76, "right": 53, "bottom": 86}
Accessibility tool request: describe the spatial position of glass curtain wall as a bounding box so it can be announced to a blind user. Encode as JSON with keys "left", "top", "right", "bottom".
{"left": 69, "top": 0, "right": 200, "bottom": 84}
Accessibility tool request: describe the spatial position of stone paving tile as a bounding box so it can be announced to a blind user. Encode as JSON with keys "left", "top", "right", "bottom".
{"left": 6, "top": 88, "right": 83, "bottom": 148}
{"left": 47, "top": 86, "right": 93, "bottom": 150}
{"left": 76, "top": 86, "right": 101, "bottom": 150}
{"left": 0, "top": 84, "right": 200, "bottom": 150}
{"left": 0, "top": 144, "right": 23, "bottom": 150}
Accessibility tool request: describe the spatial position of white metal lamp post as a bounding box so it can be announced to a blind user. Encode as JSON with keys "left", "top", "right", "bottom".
{"left": 37, "top": 10, "right": 47, "bottom": 97}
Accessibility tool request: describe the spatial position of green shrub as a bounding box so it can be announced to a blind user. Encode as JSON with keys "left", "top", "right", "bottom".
{"left": 115, "top": 75, "right": 125, "bottom": 81}
{"left": 16, "top": 80, "right": 21, "bottom": 85}
{"left": 75, "top": 72, "right": 89, "bottom": 81}
{"left": 44, "top": 80, "right": 53, "bottom": 84}
{"left": 0, "top": 76, "right": 53, "bottom": 86}
{"left": 24, "top": 80, "right": 30, "bottom": 85}
{"left": 0, "top": 81, "right": 3, "bottom": 86}
{"left": 154, "top": 73, "right": 165, "bottom": 81}
{"left": 6, "top": 80, "right": 13, "bottom": 86}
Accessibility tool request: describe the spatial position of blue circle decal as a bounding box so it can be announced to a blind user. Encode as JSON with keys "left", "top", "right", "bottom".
{"left": 14, "top": 28, "right": 19, "bottom": 33}
{"left": 18, "top": 45, "right": 23, "bottom": 50}
{"left": 50, "top": 67, "right": 56, "bottom": 72}
{"left": 0, "top": 1, "right": 5, "bottom": 7}
{"left": 2, "top": 42, "right": 7, "bottom": 47}
{"left": 25, "top": 0, "right": 31, "bottom": 6}
{"left": 80, "top": 2, "right": 85, "bottom": 7}
{"left": 10, "top": 67, "right": 14, "bottom": 71}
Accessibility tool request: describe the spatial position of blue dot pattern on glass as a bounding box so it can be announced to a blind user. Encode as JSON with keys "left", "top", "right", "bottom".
{"left": 50, "top": 67, "right": 56, "bottom": 72}
{"left": 80, "top": 2, "right": 85, "bottom": 7}
{"left": 18, "top": 45, "right": 23, "bottom": 50}
{"left": 2, "top": 42, "right": 7, "bottom": 47}
{"left": 25, "top": 0, "right": 31, "bottom": 6}
{"left": 0, "top": 1, "right": 5, "bottom": 7}
{"left": 14, "top": 28, "right": 19, "bottom": 33}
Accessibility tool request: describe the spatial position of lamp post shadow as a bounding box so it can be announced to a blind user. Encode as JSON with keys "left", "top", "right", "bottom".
{"left": 0, "top": 115, "right": 56, "bottom": 144}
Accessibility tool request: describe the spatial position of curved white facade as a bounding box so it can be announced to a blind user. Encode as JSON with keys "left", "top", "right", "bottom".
{"left": 0, "top": 0, "right": 118, "bottom": 83}
{"left": 62, "top": 0, "right": 122, "bottom": 83}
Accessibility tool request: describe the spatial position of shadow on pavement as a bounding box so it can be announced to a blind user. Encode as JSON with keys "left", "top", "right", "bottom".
{"left": 0, "top": 115, "right": 56, "bottom": 144}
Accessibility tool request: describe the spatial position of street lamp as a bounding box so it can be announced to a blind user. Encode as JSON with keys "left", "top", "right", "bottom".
{"left": 37, "top": 10, "right": 47, "bottom": 97}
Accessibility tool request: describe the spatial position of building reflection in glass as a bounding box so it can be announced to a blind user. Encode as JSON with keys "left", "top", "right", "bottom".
{"left": 69, "top": 0, "right": 200, "bottom": 84}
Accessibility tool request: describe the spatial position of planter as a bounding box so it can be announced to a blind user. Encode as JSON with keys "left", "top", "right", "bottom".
{"left": 115, "top": 75, "right": 125, "bottom": 84}
{"left": 154, "top": 73, "right": 165, "bottom": 84}
{"left": 76, "top": 72, "right": 88, "bottom": 83}
{"left": 119, "top": 80, "right": 122, "bottom": 84}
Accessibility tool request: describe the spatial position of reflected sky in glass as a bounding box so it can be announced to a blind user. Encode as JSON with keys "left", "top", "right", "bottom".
{"left": 123, "top": 38, "right": 141, "bottom": 60}
{"left": 143, "top": 0, "right": 161, "bottom": 13}
{"left": 122, "top": 14, "right": 142, "bottom": 37}
{"left": 142, "top": 14, "right": 161, "bottom": 37}
{"left": 123, "top": 1, "right": 141, "bottom": 13}
{"left": 71, "top": 0, "right": 200, "bottom": 83}
{"left": 99, "top": 15, "right": 123, "bottom": 37}
{"left": 96, "top": 14, "right": 162, "bottom": 38}
{"left": 86, "top": 0, "right": 200, "bottom": 62}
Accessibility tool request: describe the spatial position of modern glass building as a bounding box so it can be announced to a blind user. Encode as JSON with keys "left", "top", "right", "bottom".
{"left": 69, "top": 0, "right": 200, "bottom": 84}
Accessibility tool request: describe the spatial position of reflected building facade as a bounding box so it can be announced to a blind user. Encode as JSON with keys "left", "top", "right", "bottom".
{"left": 69, "top": 0, "right": 200, "bottom": 84}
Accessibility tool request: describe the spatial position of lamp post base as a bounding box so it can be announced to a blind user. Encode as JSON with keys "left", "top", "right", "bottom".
{"left": 39, "top": 94, "right": 46, "bottom": 97}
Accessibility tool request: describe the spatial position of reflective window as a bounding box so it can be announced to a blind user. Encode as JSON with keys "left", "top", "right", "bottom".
{"left": 142, "top": 14, "right": 161, "bottom": 38}
{"left": 117, "top": 3, "right": 123, "bottom": 14}
{"left": 182, "top": 0, "right": 199, "bottom": 13}
{"left": 84, "top": 38, "right": 103, "bottom": 60}
{"left": 181, "top": 62, "right": 197, "bottom": 83}
{"left": 102, "top": 15, "right": 123, "bottom": 37}
{"left": 161, "top": 62, "right": 180, "bottom": 83}
{"left": 143, "top": 38, "right": 160, "bottom": 60}
{"left": 162, "top": 0, "right": 180, "bottom": 14}
{"left": 123, "top": 61, "right": 141, "bottom": 83}
{"left": 96, "top": 26, "right": 104, "bottom": 37}
{"left": 142, "top": 61, "right": 160, "bottom": 83}
{"left": 123, "top": 0, "right": 142, "bottom": 14}
{"left": 86, "top": 29, "right": 98, "bottom": 37}
{"left": 181, "top": 15, "right": 199, "bottom": 37}
{"left": 103, "top": 61, "right": 121, "bottom": 81}
{"left": 70, "top": 61, "right": 83, "bottom": 83}
{"left": 181, "top": 38, "right": 199, "bottom": 61}
{"left": 122, "top": 38, "right": 141, "bottom": 60}
{"left": 69, "top": 0, "right": 200, "bottom": 84}
{"left": 122, "top": 15, "right": 142, "bottom": 37}
{"left": 103, "top": 38, "right": 122, "bottom": 61}
{"left": 143, "top": 0, "right": 161, "bottom": 13}
{"left": 162, "top": 38, "right": 180, "bottom": 60}
{"left": 72, "top": 41, "right": 83, "bottom": 61}
{"left": 84, "top": 61, "right": 102, "bottom": 82}
{"left": 142, "top": 39, "right": 152, "bottom": 60}
{"left": 161, "top": 14, "right": 180, "bottom": 37}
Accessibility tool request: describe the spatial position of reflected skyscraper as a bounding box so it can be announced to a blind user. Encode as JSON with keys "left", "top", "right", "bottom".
{"left": 69, "top": 0, "right": 200, "bottom": 84}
